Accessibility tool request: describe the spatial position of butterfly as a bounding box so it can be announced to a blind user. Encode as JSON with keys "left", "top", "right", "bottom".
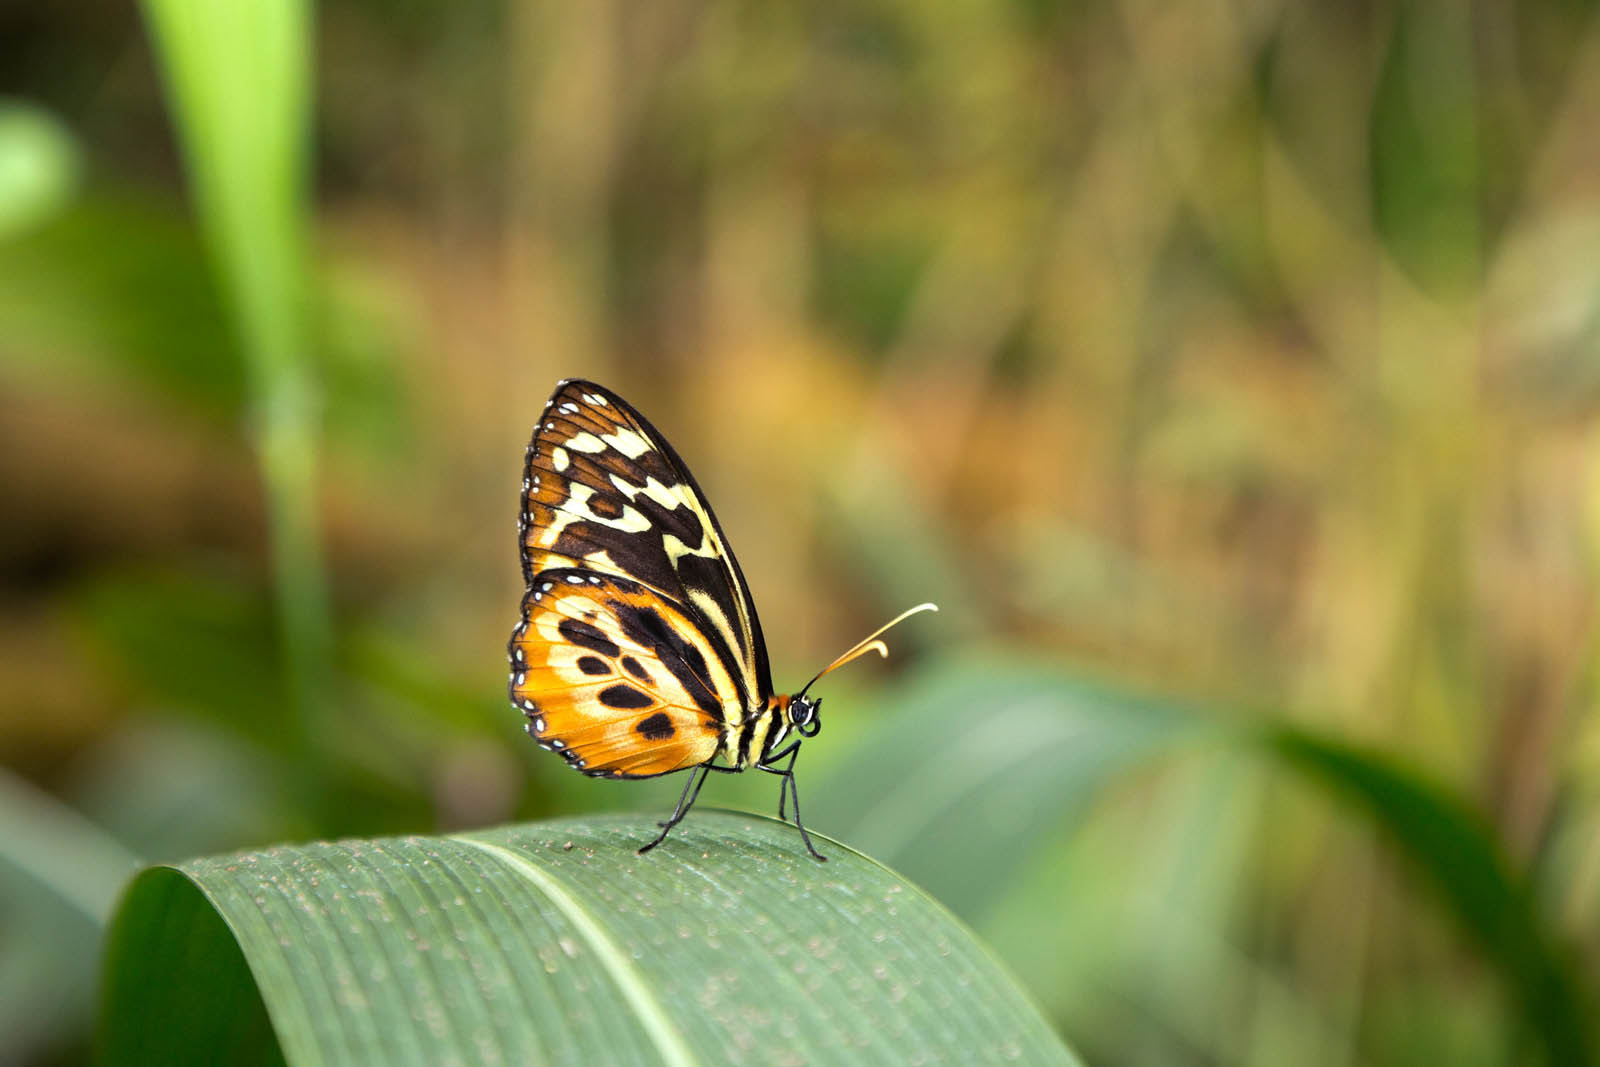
{"left": 507, "top": 379, "right": 935, "bottom": 860}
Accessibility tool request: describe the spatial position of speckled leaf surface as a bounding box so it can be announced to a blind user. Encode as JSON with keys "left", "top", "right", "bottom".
{"left": 97, "top": 811, "right": 1078, "bottom": 1066}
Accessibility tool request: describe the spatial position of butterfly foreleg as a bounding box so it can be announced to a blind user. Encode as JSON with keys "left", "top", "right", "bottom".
{"left": 759, "top": 740, "right": 802, "bottom": 821}
{"left": 757, "top": 743, "right": 825, "bottom": 862}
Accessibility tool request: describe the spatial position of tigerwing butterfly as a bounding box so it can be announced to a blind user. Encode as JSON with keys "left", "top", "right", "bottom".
{"left": 507, "top": 379, "right": 935, "bottom": 860}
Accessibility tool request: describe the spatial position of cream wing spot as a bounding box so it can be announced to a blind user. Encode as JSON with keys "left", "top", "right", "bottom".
{"left": 581, "top": 549, "right": 620, "bottom": 571}
{"left": 608, "top": 474, "right": 685, "bottom": 512}
{"left": 564, "top": 432, "right": 606, "bottom": 453}
{"left": 599, "top": 427, "right": 652, "bottom": 459}
{"left": 532, "top": 503, "right": 583, "bottom": 551}
{"left": 663, "top": 532, "right": 719, "bottom": 565}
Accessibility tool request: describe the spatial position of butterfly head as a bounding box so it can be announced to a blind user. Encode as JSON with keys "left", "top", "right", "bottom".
{"left": 788, "top": 694, "right": 822, "bottom": 738}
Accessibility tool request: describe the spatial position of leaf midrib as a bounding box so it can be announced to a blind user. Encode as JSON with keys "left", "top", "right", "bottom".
{"left": 453, "top": 836, "right": 696, "bottom": 1067}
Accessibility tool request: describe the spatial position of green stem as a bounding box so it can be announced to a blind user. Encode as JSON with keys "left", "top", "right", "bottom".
{"left": 140, "top": 0, "right": 332, "bottom": 818}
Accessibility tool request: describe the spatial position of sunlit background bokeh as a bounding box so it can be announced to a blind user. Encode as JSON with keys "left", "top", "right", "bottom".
{"left": 5, "top": 1, "right": 1600, "bottom": 1064}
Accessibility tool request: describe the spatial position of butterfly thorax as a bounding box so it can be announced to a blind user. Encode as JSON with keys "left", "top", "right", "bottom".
{"left": 722, "top": 693, "right": 791, "bottom": 770}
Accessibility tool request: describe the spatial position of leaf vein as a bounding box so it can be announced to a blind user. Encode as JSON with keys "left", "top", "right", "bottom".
{"left": 452, "top": 836, "right": 697, "bottom": 1067}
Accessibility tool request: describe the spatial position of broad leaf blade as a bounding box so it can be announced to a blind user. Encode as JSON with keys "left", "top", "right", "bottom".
{"left": 811, "top": 659, "right": 1203, "bottom": 917}
{"left": 98, "top": 867, "right": 282, "bottom": 1067}
{"left": 99, "top": 812, "right": 1078, "bottom": 1065}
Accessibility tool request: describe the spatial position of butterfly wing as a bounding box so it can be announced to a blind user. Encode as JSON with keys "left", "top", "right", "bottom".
{"left": 509, "top": 570, "right": 736, "bottom": 778}
{"left": 518, "top": 379, "right": 773, "bottom": 716}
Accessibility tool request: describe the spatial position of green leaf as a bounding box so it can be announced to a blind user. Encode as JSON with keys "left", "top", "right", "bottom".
{"left": 139, "top": 0, "right": 312, "bottom": 383}
{"left": 1369, "top": 2, "right": 1481, "bottom": 295}
{"left": 99, "top": 811, "right": 1080, "bottom": 1066}
{"left": 0, "top": 769, "right": 140, "bottom": 1062}
{"left": 1264, "top": 727, "right": 1594, "bottom": 1066}
{"left": 811, "top": 659, "right": 1203, "bottom": 918}
{"left": 140, "top": 0, "right": 335, "bottom": 816}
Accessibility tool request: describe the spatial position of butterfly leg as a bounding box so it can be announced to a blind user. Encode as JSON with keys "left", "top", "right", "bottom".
{"left": 758, "top": 743, "right": 825, "bottom": 862}
{"left": 783, "top": 772, "right": 826, "bottom": 863}
{"left": 639, "top": 763, "right": 738, "bottom": 854}
{"left": 655, "top": 764, "right": 704, "bottom": 828}
{"left": 639, "top": 765, "right": 709, "bottom": 854}
{"left": 762, "top": 741, "right": 802, "bottom": 821}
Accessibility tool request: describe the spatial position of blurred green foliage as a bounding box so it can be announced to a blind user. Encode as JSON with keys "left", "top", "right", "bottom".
{"left": 4, "top": 0, "right": 1600, "bottom": 1064}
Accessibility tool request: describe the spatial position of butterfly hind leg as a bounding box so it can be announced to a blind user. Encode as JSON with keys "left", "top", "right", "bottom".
{"left": 638, "top": 762, "right": 737, "bottom": 855}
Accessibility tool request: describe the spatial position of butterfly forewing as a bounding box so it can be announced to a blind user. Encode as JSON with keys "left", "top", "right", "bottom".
{"left": 518, "top": 380, "right": 772, "bottom": 713}
{"left": 510, "top": 569, "right": 731, "bottom": 778}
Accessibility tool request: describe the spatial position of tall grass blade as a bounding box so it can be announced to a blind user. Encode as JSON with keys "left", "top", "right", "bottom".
{"left": 138, "top": 0, "right": 332, "bottom": 806}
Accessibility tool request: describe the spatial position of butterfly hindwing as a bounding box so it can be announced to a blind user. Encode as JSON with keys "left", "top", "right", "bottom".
{"left": 518, "top": 380, "right": 772, "bottom": 717}
{"left": 509, "top": 568, "right": 734, "bottom": 778}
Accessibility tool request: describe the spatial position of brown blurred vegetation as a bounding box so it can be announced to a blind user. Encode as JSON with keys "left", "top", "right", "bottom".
{"left": 4, "top": 0, "right": 1600, "bottom": 1064}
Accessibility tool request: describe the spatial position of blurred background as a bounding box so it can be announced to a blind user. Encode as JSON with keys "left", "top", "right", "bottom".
{"left": 4, "top": 0, "right": 1600, "bottom": 1064}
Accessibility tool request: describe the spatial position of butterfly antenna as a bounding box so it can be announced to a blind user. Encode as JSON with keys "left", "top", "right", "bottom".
{"left": 795, "top": 603, "right": 938, "bottom": 699}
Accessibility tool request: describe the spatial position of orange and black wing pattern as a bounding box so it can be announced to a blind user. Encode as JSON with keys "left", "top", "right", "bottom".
{"left": 509, "top": 569, "right": 734, "bottom": 778}
{"left": 516, "top": 380, "right": 772, "bottom": 714}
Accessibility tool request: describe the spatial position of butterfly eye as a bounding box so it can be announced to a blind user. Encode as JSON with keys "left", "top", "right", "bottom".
{"left": 791, "top": 697, "right": 821, "bottom": 737}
